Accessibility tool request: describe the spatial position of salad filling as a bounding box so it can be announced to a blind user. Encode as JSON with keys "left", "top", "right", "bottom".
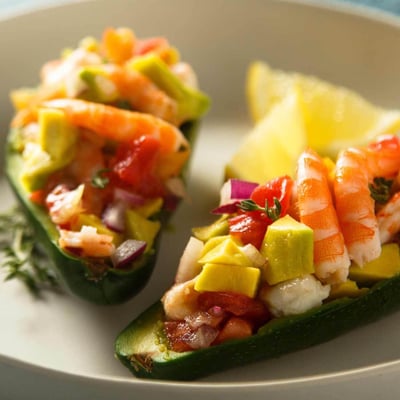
{"left": 8, "top": 27, "right": 209, "bottom": 277}
{"left": 161, "top": 134, "right": 400, "bottom": 352}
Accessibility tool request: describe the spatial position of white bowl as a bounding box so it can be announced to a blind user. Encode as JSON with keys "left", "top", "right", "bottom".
{"left": 1, "top": 0, "right": 400, "bottom": 399}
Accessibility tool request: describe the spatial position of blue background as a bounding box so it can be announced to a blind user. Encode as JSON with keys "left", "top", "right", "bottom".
{"left": 1, "top": 0, "right": 400, "bottom": 16}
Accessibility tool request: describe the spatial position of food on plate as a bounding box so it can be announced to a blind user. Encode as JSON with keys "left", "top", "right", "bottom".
{"left": 226, "top": 61, "right": 400, "bottom": 183}
{"left": 115, "top": 133, "right": 400, "bottom": 380}
{"left": 5, "top": 27, "right": 209, "bottom": 304}
{"left": 115, "top": 64, "right": 400, "bottom": 378}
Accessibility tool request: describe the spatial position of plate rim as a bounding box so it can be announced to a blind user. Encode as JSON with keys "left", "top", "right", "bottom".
{"left": 2, "top": 0, "right": 400, "bottom": 389}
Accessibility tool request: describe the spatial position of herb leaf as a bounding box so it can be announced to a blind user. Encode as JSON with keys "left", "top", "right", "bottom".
{"left": 91, "top": 168, "right": 111, "bottom": 189}
{"left": 369, "top": 177, "right": 393, "bottom": 204}
{"left": 238, "top": 198, "right": 282, "bottom": 221}
{"left": 0, "top": 207, "right": 59, "bottom": 297}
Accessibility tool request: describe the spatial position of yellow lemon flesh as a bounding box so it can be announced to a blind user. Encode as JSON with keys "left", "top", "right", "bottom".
{"left": 228, "top": 61, "right": 400, "bottom": 183}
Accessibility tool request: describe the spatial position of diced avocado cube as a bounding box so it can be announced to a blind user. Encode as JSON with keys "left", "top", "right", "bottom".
{"left": 129, "top": 54, "right": 210, "bottom": 122}
{"left": 198, "top": 236, "right": 254, "bottom": 267}
{"left": 328, "top": 279, "right": 369, "bottom": 300}
{"left": 199, "top": 235, "right": 230, "bottom": 257}
{"left": 194, "top": 263, "right": 261, "bottom": 298}
{"left": 192, "top": 216, "right": 229, "bottom": 242}
{"left": 20, "top": 108, "right": 79, "bottom": 191}
{"left": 134, "top": 197, "right": 163, "bottom": 218}
{"left": 349, "top": 243, "right": 400, "bottom": 283}
{"left": 38, "top": 108, "right": 78, "bottom": 160}
{"left": 125, "top": 209, "right": 161, "bottom": 251}
{"left": 261, "top": 214, "right": 314, "bottom": 285}
{"left": 79, "top": 66, "right": 119, "bottom": 103}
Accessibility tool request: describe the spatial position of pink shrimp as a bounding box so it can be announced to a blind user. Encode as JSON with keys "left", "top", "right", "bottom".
{"left": 41, "top": 98, "right": 189, "bottom": 156}
{"left": 377, "top": 192, "right": 400, "bottom": 243}
{"left": 59, "top": 225, "right": 115, "bottom": 257}
{"left": 333, "top": 147, "right": 381, "bottom": 267}
{"left": 366, "top": 134, "right": 400, "bottom": 178}
{"left": 95, "top": 64, "right": 179, "bottom": 125}
{"left": 333, "top": 134, "right": 400, "bottom": 265}
{"left": 296, "top": 148, "right": 350, "bottom": 284}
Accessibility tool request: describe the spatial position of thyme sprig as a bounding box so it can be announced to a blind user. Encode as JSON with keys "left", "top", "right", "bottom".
{"left": 0, "top": 207, "right": 59, "bottom": 297}
{"left": 238, "top": 198, "right": 282, "bottom": 221}
{"left": 369, "top": 177, "right": 393, "bottom": 204}
{"left": 91, "top": 168, "right": 111, "bottom": 189}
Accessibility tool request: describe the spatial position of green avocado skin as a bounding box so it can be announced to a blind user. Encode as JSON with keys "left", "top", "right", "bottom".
{"left": 4, "top": 121, "right": 198, "bottom": 305}
{"left": 114, "top": 272, "right": 400, "bottom": 380}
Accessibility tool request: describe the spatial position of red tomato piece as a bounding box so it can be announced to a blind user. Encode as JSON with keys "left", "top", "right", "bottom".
{"left": 197, "top": 291, "right": 270, "bottom": 325}
{"left": 164, "top": 321, "right": 194, "bottom": 353}
{"left": 228, "top": 211, "right": 269, "bottom": 249}
{"left": 214, "top": 317, "right": 253, "bottom": 344}
{"left": 111, "top": 135, "right": 165, "bottom": 197}
{"left": 250, "top": 175, "right": 294, "bottom": 217}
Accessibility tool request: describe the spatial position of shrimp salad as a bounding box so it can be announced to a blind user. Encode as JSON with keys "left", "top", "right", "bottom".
{"left": 7, "top": 27, "right": 209, "bottom": 274}
{"left": 162, "top": 134, "right": 400, "bottom": 352}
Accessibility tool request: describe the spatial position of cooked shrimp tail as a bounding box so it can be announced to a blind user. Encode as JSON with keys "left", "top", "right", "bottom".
{"left": 296, "top": 148, "right": 350, "bottom": 283}
{"left": 334, "top": 147, "right": 381, "bottom": 266}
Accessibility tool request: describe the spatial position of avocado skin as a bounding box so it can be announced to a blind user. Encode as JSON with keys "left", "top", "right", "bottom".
{"left": 4, "top": 121, "right": 198, "bottom": 305}
{"left": 115, "top": 272, "right": 400, "bottom": 380}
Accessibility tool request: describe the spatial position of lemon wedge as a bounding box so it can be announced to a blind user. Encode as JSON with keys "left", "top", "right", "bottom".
{"left": 228, "top": 61, "right": 400, "bottom": 182}
{"left": 226, "top": 87, "right": 307, "bottom": 182}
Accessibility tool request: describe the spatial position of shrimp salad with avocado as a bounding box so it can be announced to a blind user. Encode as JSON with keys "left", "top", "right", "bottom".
{"left": 162, "top": 134, "right": 400, "bottom": 352}
{"left": 8, "top": 27, "right": 209, "bottom": 272}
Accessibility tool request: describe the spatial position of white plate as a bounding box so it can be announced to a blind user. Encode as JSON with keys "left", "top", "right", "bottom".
{"left": 2, "top": 0, "right": 400, "bottom": 398}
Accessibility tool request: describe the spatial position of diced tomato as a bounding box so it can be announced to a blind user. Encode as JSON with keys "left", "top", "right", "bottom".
{"left": 228, "top": 176, "right": 294, "bottom": 249}
{"left": 111, "top": 135, "right": 165, "bottom": 197}
{"left": 250, "top": 175, "right": 294, "bottom": 218}
{"left": 164, "top": 321, "right": 194, "bottom": 352}
{"left": 197, "top": 291, "right": 270, "bottom": 326}
{"left": 228, "top": 211, "right": 269, "bottom": 249}
{"left": 134, "top": 37, "right": 169, "bottom": 56}
{"left": 214, "top": 317, "right": 253, "bottom": 344}
{"left": 29, "top": 189, "right": 46, "bottom": 205}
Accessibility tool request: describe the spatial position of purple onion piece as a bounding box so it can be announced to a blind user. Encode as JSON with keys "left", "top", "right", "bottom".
{"left": 102, "top": 202, "right": 126, "bottom": 233}
{"left": 211, "top": 202, "right": 240, "bottom": 215}
{"left": 229, "top": 179, "right": 259, "bottom": 199}
{"left": 114, "top": 187, "right": 145, "bottom": 207}
{"left": 111, "top": 239, "right": 147, "bottom": 268}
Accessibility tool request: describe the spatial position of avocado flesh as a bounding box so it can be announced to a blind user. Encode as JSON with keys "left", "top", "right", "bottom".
{"left": 115, "top": 271, "right": 400, "bottom": 380}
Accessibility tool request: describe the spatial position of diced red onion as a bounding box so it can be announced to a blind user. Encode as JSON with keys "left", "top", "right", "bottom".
{"left": 185, "top": 325, "right": 219, "bottom": 349}
{"left": 111, "top": 239, "right": 147, "bottom": 268}
{"left": 211, "top": 202, "right": 240, "bottom": 215}
{"left": 184, "top": 310, "right": 225, "bottom": 329}
{"left": 165, "top": 177, "right": 188, "bottom": 200}
{"left": 102, "top": 202, "right": 126, "bottom": 233}
{"left": 219, "top": 179, "right": 259, "bottom": 205}
{"left": 114, "top": 187, "right": 145, "bottom": 207}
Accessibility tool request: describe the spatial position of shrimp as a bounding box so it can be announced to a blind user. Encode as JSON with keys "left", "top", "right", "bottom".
{"left": 59, "top": 225, "right": 115, "bottom": 257}
{"left": 377, "top": 192, "right": 400, "bottom": 243}
{"left": 333, "top": 147, "right": 381, "bottom": 267}
{"left": 41, "top": 98, "right": 189, "bottom": 156}
{"left": 96, "top": 64, "right": 179, "bottom": 125}
{"left": 162, "top": 278, "right": 200, "bottom": 321}
{"left": 296, "top": 148, "right": 350, "bottom": 283}
{"left": 46, "top": 184, "right": 85, "bottom": 225}
{"left": 366, "top": 134, "right": 400, "bottom": 178}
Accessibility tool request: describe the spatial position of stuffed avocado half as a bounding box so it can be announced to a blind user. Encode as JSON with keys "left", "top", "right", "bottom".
{"left": 115, "top": 134, "right": 400, "bottom": 379}
{"left": 5, "top": 27, "right": 209, "bottom": 304}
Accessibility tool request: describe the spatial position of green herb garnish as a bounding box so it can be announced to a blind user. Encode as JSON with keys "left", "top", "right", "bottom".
{"left": 369, "top": 177, "right": 393, "bottom": 204}
{"left": 0, "top": 207, "right": 59, "bottom": 297}
{"left": 91, "top": 168, "right": 111, "bottom": 189}
{"left": 238, "top": 198, "right": 282, "bottom": 221}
